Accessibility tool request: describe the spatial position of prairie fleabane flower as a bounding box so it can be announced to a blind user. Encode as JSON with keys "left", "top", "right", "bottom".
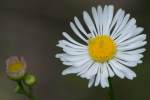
{"left": 56, "top": 5, "right": 147, "bottom": 88}
{"left": 6, "top": 56, "right": 26, "bottom": 80}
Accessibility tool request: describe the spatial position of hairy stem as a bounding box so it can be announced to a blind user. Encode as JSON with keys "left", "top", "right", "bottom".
{"left": 108, "top": 78, "right": 115, "bottom": 100}
{"left": 17, "top": 81, "right": 35, "bottom": 100}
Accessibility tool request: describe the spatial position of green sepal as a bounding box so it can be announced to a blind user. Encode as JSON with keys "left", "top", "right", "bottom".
{"left": 14, "top": 83, "right": 24, "bottom": 94}
{"left": 7, "top": 75, "right": 25, "bottom": 81}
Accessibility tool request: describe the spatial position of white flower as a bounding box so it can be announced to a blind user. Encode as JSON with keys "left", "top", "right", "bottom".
{"left": 6, "top": 56, "right": 27, "bottom": 80}
{"left": 56, "top": 5, "right": 147, "bottom": 88}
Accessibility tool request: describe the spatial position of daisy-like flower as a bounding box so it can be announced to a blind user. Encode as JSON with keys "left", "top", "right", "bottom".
{"left": 6, "top": 56, "right": 27, "bottom": 80}
{"left": 56, "top": 5, "right": 147, "bottom": 88}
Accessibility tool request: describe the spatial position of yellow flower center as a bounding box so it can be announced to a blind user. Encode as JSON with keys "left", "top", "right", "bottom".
{"left": 88, "top": 35, "right": 116, "bottom": 63}
{"left": 8, "top": 63, "right": 24, "bottom": 73}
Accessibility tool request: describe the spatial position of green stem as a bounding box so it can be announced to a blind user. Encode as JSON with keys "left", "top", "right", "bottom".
{"left": 108, "top": 78, "right": 115, "bottom": 100}
{"left": 17, "top": 81, "right": 35, "bottom": 100}
{"left": 28, "top": 86, "right": 35, "bottom": 100}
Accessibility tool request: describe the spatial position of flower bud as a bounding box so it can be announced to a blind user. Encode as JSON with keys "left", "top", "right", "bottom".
{"left": 24, "top": 74, "right": 36, "bottom": 86}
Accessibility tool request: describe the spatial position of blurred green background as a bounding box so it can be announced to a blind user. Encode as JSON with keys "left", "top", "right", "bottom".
{"left": 0, "top": 0, "right": 149, "bottom": 100}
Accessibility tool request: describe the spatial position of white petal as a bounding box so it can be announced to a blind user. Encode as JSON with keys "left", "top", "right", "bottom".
{"left": 109, "top": 60, "right": 125, "bottom": 79}
{"left": 62, "top": 61, "right": 73, "bottom": 66}
{"left": 56, "top": 54, "right": 72, "bottom": 63}
{"left": 92, "top": 7, "right": 100, "bottom": 33}
{"left": 62, "top": 54, "right": 89, "bottom": 62}
{"left": 100, "top": 64, "right": 109, "bottom": 88}
{"left": 115, "top": 52, "right": 143, "bottom": 62}
{"left": 95, "top": 64, "right": 101, "bottom": 86}
{"left": 58, "top": 43, "right": 87, "bottom": 54}
{"left": 60, "top": 57, "right": 72, "bottom": 62}
{"left": 57, "top": 44, "right": 87, "bottom": 53}
{"left": 117, "top": 34, "right": 146, "bottom": 46}
{"left": 77, "top": 60, "right": 94, "bottom": 76}
{"left": 97, "top": 5, "right": 103, "bottom": 34}
{"left": 62, "top": 59, "right": 93, "bottom": 75}
{"left": 102, "top": 5, "right": 108, "bottom": 34}
{"left": 106, "top": 5, "right": 114, "bottom": 35}
{"left": 138, "top": 60, "right": 143, "bottom": 64}
{"left": 62, "top": 66, "right": 79, "bottom": 75}
{"left": 62, "top": 32, "right": 86, "bottom": 47}
{"left": 133, "top": 27, "right": 144, "bottom": 36}
{"left": 101, "top": 77, "right": 109, "bottom": 88}
{"left": 111, "top": 14, "right": 130, "bottom": 39}
{"left": 57, "top": 54, "right": 90, "bottom": 66}
{"left": 74, "top": 17, "right": 89, "bottom": 38}
{"left": 62, "top": 57, "right": 90, "bottom": 66}
{"left": 81, "top": 62, "right": 99, "bottom": 79}
{"left": 63, "top": 47, "right": 88, "bottom": 55}
{"left": 88, "top": 76, "right": 95, "bottom": 88}
{"left": 117, "top": 26, "right": 138, "bottom": 42}
{"left": 109, "top": 9, "right": 123, "bottom": 32}
{"left": 111, "top": 59, "right": 136, "bottom": 80}
{"left": 58, "top": 40, "right": 87, "bottom": 49}
{"left": 111, "top": 10, "right": 125, "bottom": 38}
{"left": 115, "top": 18, "right": 136, "bottom": 43}
{"left": 106, "top": 63, "right": 115, "bottom": 77}
{"left": 70, "top": 22, "right": 88, "bottom": 42}
{"left": 55, "top": 53, "right": 63, "bottom": 58}
{"left": 115, "top": 58, "right": 138, "bottom": 67}
{"left": 83, "top": 11, "right": 97, "bottom": 36}
{"left": 101, "top": 64, "right": 109, "bottom": 79}
{"left": 117, "top": 27, "right": 144, "bottom": 42}
{"left": 117, "top": 41, "right": 147, "bottom": 51}
{"left": 119, "top": 48, "right": 146, "bottom": 55}
{"left": 73, "top": 57, "right": 91, "bottom": 67}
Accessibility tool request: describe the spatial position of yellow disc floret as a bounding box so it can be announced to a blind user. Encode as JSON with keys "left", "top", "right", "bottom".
{"left": 88, "top": 35, "right": 116, "bottom": 63}
{"left": 8, "top": 62, "right": 24, "bottom": 73}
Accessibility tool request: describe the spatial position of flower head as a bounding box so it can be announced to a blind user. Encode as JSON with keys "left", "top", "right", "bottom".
{"left": 6, "top": 56, "right": 27, "bottom": 80}
{"left": 56, "top": 5, "right": 147, "bottom": 88}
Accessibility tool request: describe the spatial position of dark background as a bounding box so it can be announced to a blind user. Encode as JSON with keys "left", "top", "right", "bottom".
{"left": 0, "top": 0, "right": 149, "bottom": 100}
